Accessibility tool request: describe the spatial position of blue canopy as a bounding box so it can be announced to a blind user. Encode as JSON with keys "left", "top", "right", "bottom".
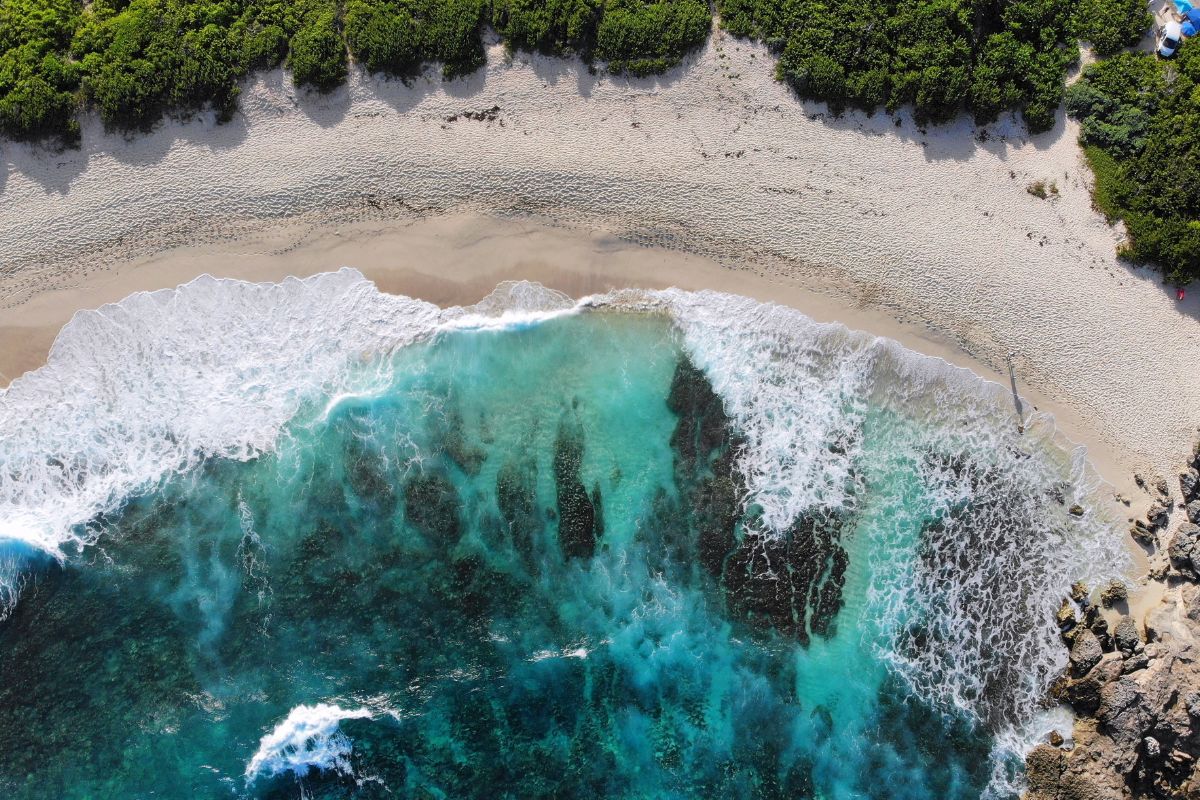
{"left": 1185, "top": 20, "right": 1199, "bottom": 35}
{"left": 1187, "top": 6, "right": 1200, "bottom": 24}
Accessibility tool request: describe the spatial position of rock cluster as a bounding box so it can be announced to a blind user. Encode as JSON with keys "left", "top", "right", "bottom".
{"left": 1025, "top": 441, "right": 1200, "bottom": 800}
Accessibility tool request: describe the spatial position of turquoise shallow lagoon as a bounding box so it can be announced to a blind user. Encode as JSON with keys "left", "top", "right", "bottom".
{"left": 0, "top": 274, "right": 1125, "bottom": 799}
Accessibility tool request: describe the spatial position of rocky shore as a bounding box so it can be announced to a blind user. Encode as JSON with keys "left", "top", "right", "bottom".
{"left": 1025, "top": 439, "right": 1200, "bottom": 799}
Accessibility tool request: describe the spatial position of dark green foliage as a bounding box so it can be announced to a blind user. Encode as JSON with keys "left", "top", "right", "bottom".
{"left": 287, "top": 7, "right": 347, "bottom": 90}
{"left": 0, "top": 0, "right": 82, "bottom": 142}
{"left": 1066, "top": 53, "right": 1161, "bottom": 157}
{"left": 494, "top": 0, "right": 708, "bottom": 74}
{"left": 722, "top": 0, "right": 1111, "bottom": 131}
{"left": 593, "top": 0, "right": 710, "bottom": 75}
{"left": 491, "top": 0, "right": 600, "bottom": 56}
{"left": 1067, "top": 49, "right": 1200, "bottom": 284}
{"left": 1073, "top": 0, "right": 1151, "bottom": 56}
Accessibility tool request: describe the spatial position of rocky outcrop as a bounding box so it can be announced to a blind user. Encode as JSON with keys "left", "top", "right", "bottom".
{"left": 1026, "top": 438, "right": 1200, "bottom": 799}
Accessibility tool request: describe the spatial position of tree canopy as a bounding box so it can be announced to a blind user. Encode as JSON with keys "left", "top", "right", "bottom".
{"left": 1068, "top": 49, "right": 1200, "bottom": 285}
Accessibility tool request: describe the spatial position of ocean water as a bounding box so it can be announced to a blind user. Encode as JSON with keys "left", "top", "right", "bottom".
{"left": 0, "top": 272, "right": 1126, "bottom": 799}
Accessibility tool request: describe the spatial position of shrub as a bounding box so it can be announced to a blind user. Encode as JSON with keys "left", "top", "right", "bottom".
{"left": 288, "top": 8, "right": 347, "bottom": 90}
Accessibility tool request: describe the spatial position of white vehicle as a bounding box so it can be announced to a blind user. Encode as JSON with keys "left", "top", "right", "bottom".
{"left": 1159, "top": 19, "right": 1184, "bottom": 57}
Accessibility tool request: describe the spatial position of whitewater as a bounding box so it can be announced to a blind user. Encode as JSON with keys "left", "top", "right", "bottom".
{"left": 0, "top": 271, "right": 1127, "bottom": 798}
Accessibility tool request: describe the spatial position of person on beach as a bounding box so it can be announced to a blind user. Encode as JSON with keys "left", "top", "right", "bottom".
{"left": 1179, "top": 286, "right": 1187, "bottom": 301}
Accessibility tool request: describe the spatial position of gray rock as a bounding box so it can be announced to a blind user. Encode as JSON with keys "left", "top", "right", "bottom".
{"left": 1188, "top": 499, "right": 1200, "bottom": 524}
{"left": 1182, "top": 467, "right": 1199, "bottom": 501}
{"left": 1169, "top": 529, "right": 1197, "bottom": 574}
{"left": 1121, "top": 652, "right": 1149, "bottom": 673}
{"left": 1143, "top": 736, "right": 1161, "bottom": 758}
{"left": 1071, "top": 629, "right": 1104, "bottom": 677}
{"left": 1099, "top": 579, "right": 1127, "bottom": 608}
{"left": 1147, "top": 500, "right": 1170, "bottom": 528}
{"left": 1113, "top": 616, "right": 1140, "bottom": 653}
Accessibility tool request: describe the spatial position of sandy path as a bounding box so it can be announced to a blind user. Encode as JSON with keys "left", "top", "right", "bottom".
{"left": 1, "top": 32, "right": 1197, "bottom": 487}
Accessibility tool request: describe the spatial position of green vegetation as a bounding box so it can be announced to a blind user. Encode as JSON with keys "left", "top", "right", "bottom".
{"left": 491, "top": 0, "right": 708, "bottom": 75}
{"left": 717, "top": 0, "right": 1148, "bottom": 132}
{"left": 1067, "top": 51, "right": 1200, "bottom": 284}
{"left": 1074, "top": 0, "right": 1152, "bottom": 56}
{"left": 0, "top": 0, "right": 705, "bottom": 144}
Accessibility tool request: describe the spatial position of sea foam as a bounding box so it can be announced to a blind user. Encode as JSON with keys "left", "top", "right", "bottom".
{"left": 244, "top": 703, "right": 374, "bottom": 782}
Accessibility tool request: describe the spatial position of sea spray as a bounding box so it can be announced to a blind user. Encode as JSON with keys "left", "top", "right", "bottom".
{"left": 0, "top": 274, "right": 1129, "bottom": 799}
{"left": 245, "top": 704, "right": 376, "bottom": 782}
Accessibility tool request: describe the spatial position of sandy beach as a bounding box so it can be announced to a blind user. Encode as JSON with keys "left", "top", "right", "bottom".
{"left": 1, "top": 32, "right": 1196, "bottom": 504}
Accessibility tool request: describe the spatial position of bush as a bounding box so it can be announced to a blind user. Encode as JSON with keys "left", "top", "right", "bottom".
{"left": 1073, "top": 0, "right": 1152, "bottom": 56}
{"left": 288, "top": 8, "right": 347, "bottom": 90}
{"left": 719, "top": 0, "right": 1089, "bottom": 132}
{"left": 1069, "top": 48, "right": 1200, "bottom": 284}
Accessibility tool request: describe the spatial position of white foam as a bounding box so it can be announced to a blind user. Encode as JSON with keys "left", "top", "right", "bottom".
{"left": 0, "top": 269, "right": 438, "bottom": 570}
{"left": 650, "top": 287, "right": 1127, "bottom": 795}
{"left": 244, "top": 703, "right": 374, "bottom": 782}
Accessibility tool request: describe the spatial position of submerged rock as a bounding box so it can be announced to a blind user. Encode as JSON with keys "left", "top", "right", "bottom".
{"left": 404, "top": 471, "right": 462, "bottom": 543}
{"left": 665, "top": 357, "right": 745, "bottom": 578}
{"left": 553, "top": 413, "right": 599, "bottom": 559}
{"left": 723, "top": 511, "right": 848, "bottom": 646}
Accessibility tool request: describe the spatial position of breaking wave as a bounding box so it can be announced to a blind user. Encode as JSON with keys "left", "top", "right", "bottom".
{"left": 245, "top": 703, "right": 375, "bottom": 782}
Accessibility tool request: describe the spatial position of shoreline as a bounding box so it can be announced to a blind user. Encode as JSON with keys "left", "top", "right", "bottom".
{"left": 2, "top": 35, "right": 1196, "bottom": 499}
{"left": 0, "top": 210, "right": 1141, "bottom": 495}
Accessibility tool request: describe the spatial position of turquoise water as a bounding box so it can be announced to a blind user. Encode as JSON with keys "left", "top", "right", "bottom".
{"left": 0, "top": 280, "right": 1124, "bottom": 799}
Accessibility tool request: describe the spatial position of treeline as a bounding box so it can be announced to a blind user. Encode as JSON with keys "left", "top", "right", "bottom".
{"left": 1068, "top": 50, "right": 1200, "bottom": 285}
{"left": 0, "top": 0, "right": 709, "bottom": 144}
{"left": 718, "top": 0, "right": 1150, "bottom": 132}
{"left": 2, "top": 0, "right": 1155, "bottom": 146}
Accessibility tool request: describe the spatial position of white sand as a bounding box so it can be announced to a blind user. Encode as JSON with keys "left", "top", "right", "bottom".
{"left": 1, "top": 32, "right": 1197, "bottom": 491}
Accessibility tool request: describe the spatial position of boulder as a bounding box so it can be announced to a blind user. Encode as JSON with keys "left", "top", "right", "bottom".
{"left": 1188, "top": 500, "right": 1200, "bottom": 525}
{"left": 1147, "top": 500, "right": 1170, "bottom": 529}
{"left": 1098, "top": 677, "right": 1150, "bottom": 758}
{"left": 1182, "top": 467, "right": 1199, "bottom": 501}
{"left": 1024, "top": 743, "right": 1065, "bottom": 800}
{"left": 1113, "top": 616, "right": 1140, "bottom": 654}
{"left": 1099, "top": 580, "right": 1128, "bottom": 608}
{"left": 1130, "top": 520, "right": 1157, "bottom": 547}
{"left": 1057, "top": 599, "right": 1078, "bottom": 632}
{"left": 1070, "top": 629, "right": 1104, "bottom": 676}
{"left": 1061, "top": 653, "right": 1122, "bottom": 715}
{"left": 1069, "top": 504, "right": 1085, "bottom": 517}
{"left": 1070, "top": 581, "right": 1090, "bottom": 603}
{"left": 1121, "top": 652, "right": 1150, "bottom": 674}
{"left": 1169, "top": 528, "right": 1198, "bottom": 577}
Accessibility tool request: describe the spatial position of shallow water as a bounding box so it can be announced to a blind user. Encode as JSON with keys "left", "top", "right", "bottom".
{"left": 0, "top": 277, "right": 1125, "bottom": 799}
